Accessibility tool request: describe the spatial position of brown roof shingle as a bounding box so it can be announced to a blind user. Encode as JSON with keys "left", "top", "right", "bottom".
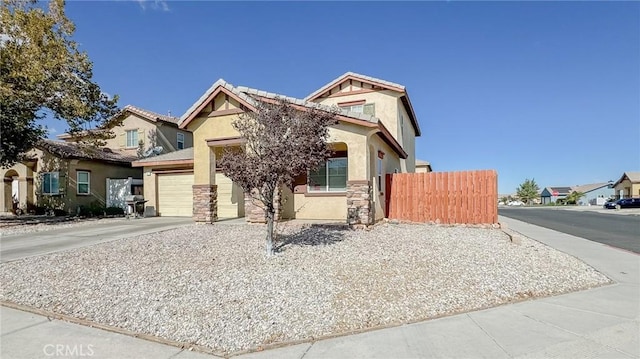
{"left": 37, "top": 140, "right": 137, "bottom": 164}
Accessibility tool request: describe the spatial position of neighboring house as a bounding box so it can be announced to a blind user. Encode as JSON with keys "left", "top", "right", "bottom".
{"left": 133, "top": 72, "right": 421, "bottom": 225}
{"left": 1, "top": 105, "right": 193, "bottom": 215}
{"left": 612, "top": 172, "right": 640, "bottom": 199}
{"left": 1, "top": 140, "right": 139, "bottom": 214}
{"left": 540, "top": 182, "right": 614, "bottom": 205}
{"left": 540, "top": 186, "right": 572, "bottom": 204}
{"left": 57, "top": 105, "right": 193, "bottom": 155}
{"left": 415, "top": 159, "right": 433, "bottom": 173}
{"left": 571, "top": 182, "right": 614, "bottom": 205}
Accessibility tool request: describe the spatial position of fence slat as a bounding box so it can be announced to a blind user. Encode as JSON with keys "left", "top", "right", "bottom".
{"left": 385, "top": 170, "right": 497, "bottom": 225}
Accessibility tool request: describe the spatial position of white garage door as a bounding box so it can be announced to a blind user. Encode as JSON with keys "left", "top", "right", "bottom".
{"left": 157, "top": 173, "right": 194, "bottom": 217}
{"left": 216, "top": 173, "right": 244, "bottom": 218}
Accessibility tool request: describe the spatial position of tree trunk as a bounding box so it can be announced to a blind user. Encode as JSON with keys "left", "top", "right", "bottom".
{"left": 265, "top": 209, "right": 275, "bottom": 256}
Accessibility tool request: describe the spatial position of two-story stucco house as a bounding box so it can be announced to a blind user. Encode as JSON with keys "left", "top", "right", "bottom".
{"left": 1, "top": 105, "right": 192, "bottom": 215}
{"left": 133, "top": 72, "right": 421, "bottom": 225}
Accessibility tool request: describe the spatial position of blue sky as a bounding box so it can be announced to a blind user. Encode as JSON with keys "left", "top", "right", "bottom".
{"left": 45, "top": 1, "right": 639, "bottom": 194}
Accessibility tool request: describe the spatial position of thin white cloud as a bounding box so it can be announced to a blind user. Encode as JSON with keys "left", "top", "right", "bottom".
{"left": 135, "top": 0, "right": 170, "bottom": 12}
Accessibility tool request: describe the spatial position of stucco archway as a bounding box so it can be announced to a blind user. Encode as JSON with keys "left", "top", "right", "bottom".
{"left": 3, "top": 169, "right": 19, "bottom": 213}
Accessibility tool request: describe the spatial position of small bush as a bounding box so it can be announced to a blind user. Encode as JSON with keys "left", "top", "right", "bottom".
{"left": 53, "top": 209, "right": 67, "bottom": 217}
{"left": 105, "top": 207, "right": 124, "bottom": 216}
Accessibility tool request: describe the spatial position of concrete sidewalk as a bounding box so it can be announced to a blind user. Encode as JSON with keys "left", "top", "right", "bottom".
{"left": 1, "top": 217, "right": 638, "bottom": 358}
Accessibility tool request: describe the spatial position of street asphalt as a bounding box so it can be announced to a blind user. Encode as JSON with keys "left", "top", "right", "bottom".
{"left": 499, "top": 207, "right": 640, "bottom": 253}
{"left": 1, "top": 216, "right": 638, "bottom": 358}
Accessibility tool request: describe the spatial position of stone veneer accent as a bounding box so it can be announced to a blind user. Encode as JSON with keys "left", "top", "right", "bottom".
{"left": 192, "top": 185, "right": 217, "bottom": 223}
{"left": 347, "top": 180, "right": 373, "bottom": 226}
{"left": 245, "top": 188, "right": 282, "bottom": 223}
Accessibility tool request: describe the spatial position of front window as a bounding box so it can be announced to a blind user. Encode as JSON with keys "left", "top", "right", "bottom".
{"left": 77, "top": 171, "right": 90, "bottom": 195}
{"left": 126, "top": 130, "right": 138, "bottom": 148}
{"left": 309, "top": 158, "right": 347, "bottom": 192}
{"left": 42, "top": 172, "right": 59, "bottom": 195}
{"left": 177, "top": 132, "right": 185, "bottom": 150}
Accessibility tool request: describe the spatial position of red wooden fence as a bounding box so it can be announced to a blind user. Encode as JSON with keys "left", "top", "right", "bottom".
{"left": 386, "top": 170, "right": 498, "bottom": 224}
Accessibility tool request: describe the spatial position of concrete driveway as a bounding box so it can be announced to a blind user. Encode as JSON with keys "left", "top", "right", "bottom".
{"left": 0, "top": 217, "right": 193, "bottom": 263}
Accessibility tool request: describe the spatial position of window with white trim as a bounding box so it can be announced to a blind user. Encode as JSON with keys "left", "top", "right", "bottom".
{"left": 77, "top": 171, "right": 90, "bottom": 195}
{"left": 308, "top": 158, "right": 348, "bottom": 192}
{"left": 126, "top": 130, "right": 138, "bottom": 148}
{"left": 177, "top": 132, "right": 185, "bottom": 150}
{"left": 340, "top": 103, "right": 375, "bottom": 116}
{"left": 41, "top": 172, "right": 60, "bottom": 195}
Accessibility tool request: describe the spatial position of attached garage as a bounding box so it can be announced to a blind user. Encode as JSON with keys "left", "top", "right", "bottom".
{"left": 157, "top": 172, "right": 194, "bottom": 217}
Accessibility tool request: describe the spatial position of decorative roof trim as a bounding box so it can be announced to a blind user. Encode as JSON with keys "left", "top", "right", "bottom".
{"left": 131, "top": 159, "right": 194, "bottom": 168}
{"left": 305, "top": 72, "right": 405, "bottom": 101}
{"left": 179, "top": 79, "right": 258, "bottom": 129}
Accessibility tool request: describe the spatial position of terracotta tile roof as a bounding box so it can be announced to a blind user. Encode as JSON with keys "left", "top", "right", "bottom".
{"left": 123, "top": 105, "right": 180, "bottom": 125}
{"left": 37, "top": 140, "right": 138, "bottom": 164}
{"left": 133, "top": 147, "right": 193, "bottom": 163}
{"left": 236, "top": 85, "right": 380, "bottom": 123}
{"left": 179, "top": 79, "right": 379, "bottom": 125}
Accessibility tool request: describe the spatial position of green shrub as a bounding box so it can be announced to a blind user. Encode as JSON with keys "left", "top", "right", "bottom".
{"left": 105, "top": 207, "right": 124, "bottom": 216}
{"left": 53, "top": 209, "right": 67, "bottom": 217}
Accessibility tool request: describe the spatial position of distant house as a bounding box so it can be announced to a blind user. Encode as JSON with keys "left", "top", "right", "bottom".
{"left": 612, "top": 172, "right": 640, "bottom": 199}
{"left": 415, "top": 159, "right": 432, "bottom": 173}
{"left": 571, "top": 182, "right": 614, "bottom": 205}
{"left": 540, "top": 187, "right": 572, "bottom": 205}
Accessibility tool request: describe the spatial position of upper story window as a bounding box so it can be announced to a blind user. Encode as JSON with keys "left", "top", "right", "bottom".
{"left": 340, "top": 103, "right": 375, "bottom": 116}
{"left": 77, "top": 171, "right": 90, "bottom": 195}
{"left": 126, "top": 130, "right": 138, "bottom": 148}
{"left": 399, "top": 112, "right": 404, "bottom": 138}
{"left": 308, "top": 158, "right": 348, "bottom": 192}
{"left": 177, "top": 132, "right": 185, "bottom": 150}
{"left": 41, "top": 172, "right": 59, "bottom": 195}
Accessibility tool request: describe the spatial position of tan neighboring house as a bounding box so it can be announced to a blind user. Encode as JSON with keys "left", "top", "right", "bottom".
{"left": 133, "top": 72, "right": 422, "bottom": 224}
{"left": 415, "top": 159, "right": 433, "bottom": 173}
{"left": 612, "top": 172, "right": 640, "bottom": 199}
{"left": 1, "top": 105, "right": 193, "bottom": 215}
{"left": 1, "top": 140, "right": 139, "bottom": 214}
{"left": 57, "top": 105, "right": 193, "bottom": 155}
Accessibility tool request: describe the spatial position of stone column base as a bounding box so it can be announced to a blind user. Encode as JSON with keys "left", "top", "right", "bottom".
{"left": 347, "top": 180, "right": 373, "bottom": 226}
{"left": 244, "top": 188, "right": 282, "bottom": 223}
{"left": 193, "top": 184, "right": 217, "bottom": 223}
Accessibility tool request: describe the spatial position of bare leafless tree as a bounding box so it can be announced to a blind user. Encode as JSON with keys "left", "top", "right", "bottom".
{"left": 219, "top": 98, "right": 338, "bottom": 256}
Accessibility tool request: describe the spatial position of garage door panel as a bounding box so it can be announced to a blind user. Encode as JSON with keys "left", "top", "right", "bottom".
{"left": 158, "top": 173, "right": 194, "bottom": 217}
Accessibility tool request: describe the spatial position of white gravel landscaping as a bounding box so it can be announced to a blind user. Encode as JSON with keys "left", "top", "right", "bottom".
{"left": 0, "top": 223, "right": 611, "bottom": 354}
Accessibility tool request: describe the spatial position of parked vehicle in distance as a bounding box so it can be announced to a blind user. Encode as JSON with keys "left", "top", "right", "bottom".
{"left": 508, "top": 200, "right": 524, "bottom": 206}
{"left": 604, "top": 198, "right": 640, "bottom": 209}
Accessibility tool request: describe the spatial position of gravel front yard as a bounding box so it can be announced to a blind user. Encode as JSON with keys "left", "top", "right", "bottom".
{"left": 0, "top": 223, "right": 611, "bottom": 354}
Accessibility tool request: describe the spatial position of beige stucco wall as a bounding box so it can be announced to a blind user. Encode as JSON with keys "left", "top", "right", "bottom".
{"left": 67, "top": 113, "right": 194, "bottom": 155}
{"left": 313, "top": 89, "right": 401, "bottom": 141}
{"left": 1, "top": 162, "right": 35, "bottom": 213}
{"left": 293, "top": 194, "right": 346, "bottom": 220}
